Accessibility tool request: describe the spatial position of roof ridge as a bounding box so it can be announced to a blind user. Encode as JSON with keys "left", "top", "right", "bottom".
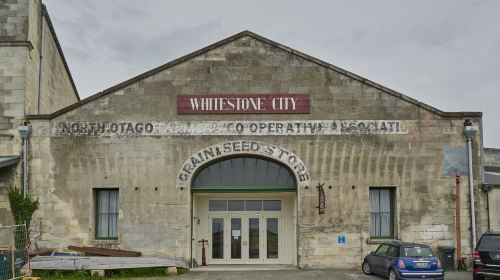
{"left": 27, "top": 30, "right": 482, "bottom": 120}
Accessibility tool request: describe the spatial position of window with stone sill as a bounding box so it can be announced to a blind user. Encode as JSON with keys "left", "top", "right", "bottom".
{"left": 95, "top": 189, "right": 119, "bottom": 240}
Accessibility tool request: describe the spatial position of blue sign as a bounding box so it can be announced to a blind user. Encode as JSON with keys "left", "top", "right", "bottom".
{"left": 338, "top": 235, "right": 346, "bottom": 244}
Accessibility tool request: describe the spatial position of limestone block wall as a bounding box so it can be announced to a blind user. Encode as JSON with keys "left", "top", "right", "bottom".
{"left": 0, "top": 0, "right": 32, "bottom": 227}
{"left": 0, "top": 45, "right": 27, "bottom": 227}
{"left": 35, "top": 10, "right": 78, "bottom": 114}
{"left": 0, "top": 0, "right": 78, "bottom": 226}
{"left": 24, "top": 3, "right": 79, "bottom": 115}
{"left": 0, "top": 46, "right": 26, "bottom": 152}
{"left": 0, "top": 0, "right": 29, "bottom": 41}
{"left": 485, "top": 148, "right": 500, "bottom": 167}
{"left": 484, "top": 148, "right": 500, "bottom": 231}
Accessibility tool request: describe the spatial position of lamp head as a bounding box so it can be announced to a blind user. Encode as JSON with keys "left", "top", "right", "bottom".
{"left": 17, "top": 125, "right": 31, "bottom": 139}
{"left": 463, "top": 119, "right": 478, "bottom": 138}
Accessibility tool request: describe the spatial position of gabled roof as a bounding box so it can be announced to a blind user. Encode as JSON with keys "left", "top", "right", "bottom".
{"left": 42, "top": 4, "right": 80, "bottom": 101}
{"left": 27, "top": 30, "right": 481, "bottom": 120}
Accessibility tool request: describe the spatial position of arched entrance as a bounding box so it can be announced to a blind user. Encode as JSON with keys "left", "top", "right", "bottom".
{"left": 187, "top": 141, "right": 306, "bottom": 266}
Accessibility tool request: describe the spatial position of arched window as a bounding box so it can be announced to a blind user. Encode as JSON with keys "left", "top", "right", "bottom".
{"left": 192, "top": 156, "right": 296, "bottom": 192}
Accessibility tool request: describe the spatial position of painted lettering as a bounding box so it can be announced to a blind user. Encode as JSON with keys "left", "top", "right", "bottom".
{"left": 264, "top": 145, "right": 274, "bottom": 155}
{"left": 236, "top": 123, "right": 244, "bottom": 133}
{"left": 203, "top": 148, "right": 214, "bottom": 159}
{"left": 144, "top": 123, "right": 153, "bottom": 133}
{"left": 182, "top": 163, "right": 193, "bottom": 174}
{"left": 191, "top": 156, "right": 202, "bottom": 168}
{"left": 249, "top": 123, "right": 258, "bottom": 133}
{"left": 223, "top": 143, "right": 231, "bottom": 153}
{"left": 179, "top": 173, "right": 188, "bottom": 182}
{"left": 51, "top": 120, "right": 408, "bottom": 137}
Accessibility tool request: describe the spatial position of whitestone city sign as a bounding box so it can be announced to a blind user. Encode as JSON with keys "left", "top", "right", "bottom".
{"left": 177, "top": 94, "right": 310, "bottom": 114}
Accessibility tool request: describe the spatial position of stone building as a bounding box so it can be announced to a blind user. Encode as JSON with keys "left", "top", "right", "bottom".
{"left": 484, "top": 148, "right": 500, "bottom": 230}
{"left": 0, "top": 0, "right": 496, "bottom": 269}
{"left": 0, "top": 0, "right": 79, "bottom": 224}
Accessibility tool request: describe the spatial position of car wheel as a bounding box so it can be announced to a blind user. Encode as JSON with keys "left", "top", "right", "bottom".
{"left": 362, "top": 261, "right": 372, "bottom": 274}
{"left": 388, "top": 269, "right": 398, "bottom": 280}
{"left": 473, "top": 273, "right": 484, "bottom": 280}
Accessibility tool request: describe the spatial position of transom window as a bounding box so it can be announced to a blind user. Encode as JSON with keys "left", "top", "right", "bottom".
{"left": 209, "top": 200, "right": 281, "bottom": 211}
{"left": 192, "top": 157, "right": 296, "bottom": 192}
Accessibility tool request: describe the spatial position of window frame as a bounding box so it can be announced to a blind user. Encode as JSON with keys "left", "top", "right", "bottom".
{"left": 387, "top": 245, "right": 400, "bottom": 258}
{"left": 95, "top": 188, "right": 119, "bottom": 240}
{"left": 375, "top": 244, "right": 390, "bottom": 256}
{"left": 369, "top": 187, "right": 396, "bottom": 239}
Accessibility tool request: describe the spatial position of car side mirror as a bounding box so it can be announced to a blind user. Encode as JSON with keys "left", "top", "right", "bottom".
{"left": 370, "top": 251, "right": 375, "bottom": 255}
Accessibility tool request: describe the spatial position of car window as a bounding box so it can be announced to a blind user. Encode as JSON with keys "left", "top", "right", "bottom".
{"left": 402, "top": 246, "right": 434, "bottom": 258}
{"left": 375, "top": 244, "right": 390, "bottom": 255}
{"left": 478, "top": 235, "right": 500, "bottom": 250}
{"left": 387, "top": 246, "right": 400, "bottom": 257}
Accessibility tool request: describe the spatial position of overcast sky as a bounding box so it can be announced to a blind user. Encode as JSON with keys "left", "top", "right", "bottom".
{"left": 43, "top": 0, "right": 499, "bottom": 148}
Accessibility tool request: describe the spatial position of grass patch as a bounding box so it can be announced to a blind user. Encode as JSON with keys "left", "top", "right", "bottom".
{"left": 32, "top": 269, "right": 92, "bottom": 279}
{"left": 32, "top": 267, "right": 188, "bottom": 279}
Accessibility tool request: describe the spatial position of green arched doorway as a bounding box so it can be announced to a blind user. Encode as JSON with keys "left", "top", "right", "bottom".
{"left": 191, "top": 156, "right": 297, "bottom": 266}
{"left": 192, "top": 156, "right": 297, "bottom": 193}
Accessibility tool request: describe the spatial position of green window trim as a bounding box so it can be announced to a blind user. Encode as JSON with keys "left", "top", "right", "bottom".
{"left": 369, "top": 187, "right": 395, "bottom": 239}
{"left": 191, "top": 185, "right": 297, "bottom": 193}
{"left": 95, "top": 188, "right": 119, "bottom": 240}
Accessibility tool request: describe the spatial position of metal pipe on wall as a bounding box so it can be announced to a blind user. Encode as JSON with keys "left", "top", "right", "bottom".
{"left": 467, "top": 137, "right": 477, "bottom": 248}
{"left": 17, "top": 125, "right": 31, "bottom": 197}
{"left": 464, "top": 119, "right": 478, "bottom": 249}
{"left": 23, "top": 137, "right": 28, "bottom": 197}
{"left": 455, "top": 171, "right": 462, "bottom": 268}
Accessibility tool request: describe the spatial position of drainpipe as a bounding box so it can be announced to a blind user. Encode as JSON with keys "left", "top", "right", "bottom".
{"left": 479, "top": 118, "right": 488, "bottom": 230}
{"left": 455, "top": 171, "right": 462, "bottom": 268}
{"left": 17, "top": 125, "right": 31, "bottom": 197}
{"left": 464, "top": 119, "right": 478, "bottom": 248}
{"left": 37, "top": 5, "right": 46, "bottom": 114}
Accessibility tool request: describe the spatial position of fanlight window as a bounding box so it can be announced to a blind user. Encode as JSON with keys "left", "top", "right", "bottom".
{"left": 192, "top": 157, "right": 296, "bottom": 192}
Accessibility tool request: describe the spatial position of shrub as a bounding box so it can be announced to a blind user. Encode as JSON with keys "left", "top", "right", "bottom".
{"left": 7, "top": 185, "right": 39, "bottom": 248}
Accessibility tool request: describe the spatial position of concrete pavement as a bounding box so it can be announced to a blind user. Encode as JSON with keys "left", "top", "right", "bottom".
{"left": 174, "top": 269, "right": 472, "bottom": 280}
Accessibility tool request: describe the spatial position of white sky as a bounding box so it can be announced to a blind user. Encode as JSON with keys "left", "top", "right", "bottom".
{"left": 43, "top": 0, "right": 500, "bottom": 148}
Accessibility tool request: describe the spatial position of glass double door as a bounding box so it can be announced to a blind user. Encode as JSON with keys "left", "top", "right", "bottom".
{"left": 209, "top": 214, "right": 281, "bottom": 264}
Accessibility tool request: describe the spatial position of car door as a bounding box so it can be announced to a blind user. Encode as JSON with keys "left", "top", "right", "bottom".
{"left": 371, "top": 244, "right": 390, "bottom": 275}
{"left": 386, "top": 245, "right": 400, "bottom": 275}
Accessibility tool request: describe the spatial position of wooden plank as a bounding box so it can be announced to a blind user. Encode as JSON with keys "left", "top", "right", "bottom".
{"left": 67, "top": 246, "right": 141, "bottom": 257}
{"left": 29, "top": 248, "right": 55, "bottom": 256}
{"left": 29, "top": 256, "right": 189, "bottom": 270}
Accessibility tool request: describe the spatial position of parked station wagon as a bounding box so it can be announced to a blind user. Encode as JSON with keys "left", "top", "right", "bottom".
{"left": 473, "top": 231, "right": 500, "bottom": 280}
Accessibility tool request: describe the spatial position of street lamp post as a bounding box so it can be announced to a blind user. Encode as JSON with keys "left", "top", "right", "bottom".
{"left": 17, "top": 125, "right": 31, "bottom": 198}
{"left": 463, "top": 119, "right": 478, "bottom": 248}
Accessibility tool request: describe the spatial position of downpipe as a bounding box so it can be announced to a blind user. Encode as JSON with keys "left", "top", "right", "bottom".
{"left": 23, "top": 136, "right": 28, "bottom": 197}
{"left": 467, "top": 137, "right": 476, "bottom": 248}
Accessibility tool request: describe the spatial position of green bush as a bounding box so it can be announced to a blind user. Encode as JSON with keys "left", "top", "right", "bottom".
{"left": 7, "top": 185, "right": 39, "bottom": 248}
